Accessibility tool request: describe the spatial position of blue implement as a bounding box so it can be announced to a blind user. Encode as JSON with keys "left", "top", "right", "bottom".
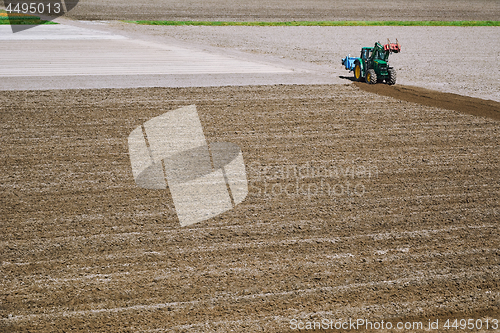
{"left": 341, "top": 54, "right": 357, "bottom": 72}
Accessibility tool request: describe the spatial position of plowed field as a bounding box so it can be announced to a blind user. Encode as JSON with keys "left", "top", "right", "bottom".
{"left": 2, "top": 84, "right": 499, "bottom": 332}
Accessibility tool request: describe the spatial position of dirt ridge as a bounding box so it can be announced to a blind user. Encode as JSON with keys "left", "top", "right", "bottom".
{"left": 354, "top": 82, "right": 500, "bottom": 121}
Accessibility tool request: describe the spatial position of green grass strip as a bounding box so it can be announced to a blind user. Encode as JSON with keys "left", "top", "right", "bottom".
{"left": 0, "top": 16, "right": 41, "bottom": 20}
{"left": 127, "top": 20, "right": 500, "bottom": 27}
{"left": 0, "top": 9, "right": 57, "bottom": 24}
{"left": 0, "top": 20, "right": 57, "bottom": 24}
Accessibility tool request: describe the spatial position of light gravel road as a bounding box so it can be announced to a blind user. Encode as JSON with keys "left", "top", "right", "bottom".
{"left": 0, "top": 22, "right": 344, "bottom": 91}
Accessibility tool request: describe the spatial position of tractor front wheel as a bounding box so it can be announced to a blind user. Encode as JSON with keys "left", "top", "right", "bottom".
{"left": 387, "top": 68, "right": 397, "bottom": 85}
{"left": 354, "top": 63, "right": 362, "bottom": 81}
{"left": 366, "top": 69, "right": 377, "bottom": 84}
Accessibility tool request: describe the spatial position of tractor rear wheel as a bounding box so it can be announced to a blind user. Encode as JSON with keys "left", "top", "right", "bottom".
{"left": 366, "top": 69, "right": 377, "bottom": 84}
{"left": 354, "top": 63, "right": 362, "bottom": 81}
{"left": 387, "top": 68, "right": 397, "bottom": 85}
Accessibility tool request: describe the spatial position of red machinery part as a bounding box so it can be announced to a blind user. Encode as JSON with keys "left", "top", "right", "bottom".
{"left": 384, "top": 40, "right": 401, "bottom": 53}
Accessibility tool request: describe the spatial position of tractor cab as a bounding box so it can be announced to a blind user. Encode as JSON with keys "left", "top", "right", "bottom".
{"left": 360, "top": 47, "right": 372, "bottom": 61}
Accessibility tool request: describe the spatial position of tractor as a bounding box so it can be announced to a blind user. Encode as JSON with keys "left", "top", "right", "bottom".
{"left": 342, "top": 39, "right": 401, "bottom": 85}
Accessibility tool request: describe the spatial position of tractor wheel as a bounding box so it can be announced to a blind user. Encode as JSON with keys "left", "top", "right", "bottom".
{"left": 354, "top": 63, "right": 362, "bottom": 81}
{"left": 387, "top": 68, "right": 397, "bottom": 85}
{"left": 366, "top": 69, "right": 377, "bottom": 84}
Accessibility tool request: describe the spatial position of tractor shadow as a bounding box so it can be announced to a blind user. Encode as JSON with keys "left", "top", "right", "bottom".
{"left": 339, "top": 75, "right": 358, "bottom": 82}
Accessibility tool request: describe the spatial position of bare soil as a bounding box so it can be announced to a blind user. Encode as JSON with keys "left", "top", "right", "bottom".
{"left": 1, "top": 84, "right": 499, "bottom": 332}
{"left": 64, "top": 0, "right": 500, "bottom": 21}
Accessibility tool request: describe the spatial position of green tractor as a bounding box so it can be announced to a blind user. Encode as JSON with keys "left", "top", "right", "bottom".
{"left": 342, "top": 39, "right": 401, "bottom": 85}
